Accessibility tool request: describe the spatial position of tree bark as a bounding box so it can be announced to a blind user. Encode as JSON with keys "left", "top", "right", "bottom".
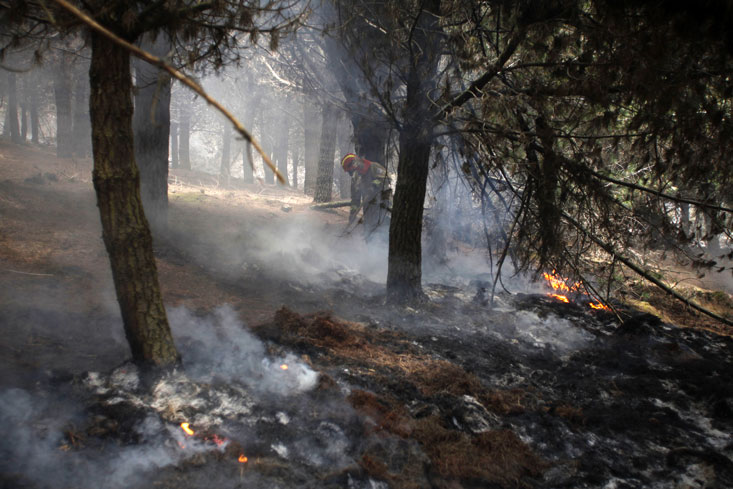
{"left": 20, "top": 102, "right": 28, "bottom": 142}
{"left": 30, "top": 89, "right": 39, "bottom": 144}
{"left": 133, "top": 34, "right": 171, "bottom": 232}
{"left": 73, "top": 63, "right": 92, "bottom": 157}
{"left": 54, "top": 56, "right": 73, "bottom": 157}
{"left": 337, "top": 116, "right": 351, "bottom": 199}
{"left": 178, "top": 98, "right": 191, "bottom": 170}
{"left": 170, "top": 121, "right": 179, "bottom": 168}
{"left": 6, "top": 72, "right": 22, "bottom": 144}
{"left": 314, "top": 102, "right": 338, "bottom": 203}
{"left": 275, "top": 108, "right": 290, "bottom": 186}
{"left": 386, "top": 1, "right": 442, "bottom": 303}
{"left": 89, "top": 31, "right": 179, "bottom": 367}
{"left": 302, "top": 97, "right": 320, "bottom": 195}
{"left": 242, "top": 142, "right": 255, "bottom": 183}
{"left": 219, "top": 120, "right": 231, "bottom": 186}
{"left": 291, "top": 145, "right": 300, "bottom": 189}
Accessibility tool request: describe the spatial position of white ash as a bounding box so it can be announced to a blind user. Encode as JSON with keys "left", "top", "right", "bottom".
{"left": 512, "top": 310, "right": 596, "bottom": 354}
{"left": 168, "top": 305, "right": 319, "bottom": 396}
{"left": 271, "top": 442, "right": 289, "bottom": 458}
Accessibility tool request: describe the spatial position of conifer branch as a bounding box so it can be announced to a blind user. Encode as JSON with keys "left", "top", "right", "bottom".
{"left": 562, "top": 212, "right": 733, "bottom": 326}
{"left": 48, "top": 0, "right": 285, "bottom": 183}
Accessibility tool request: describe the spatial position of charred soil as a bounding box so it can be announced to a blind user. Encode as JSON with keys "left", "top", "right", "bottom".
{"left": 1, "top": 140, "right": 733, "bottom": 489}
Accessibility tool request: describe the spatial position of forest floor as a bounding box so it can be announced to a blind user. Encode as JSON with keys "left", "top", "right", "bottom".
{"left": 1, "top": 140, "right": 733, "bottom": 489}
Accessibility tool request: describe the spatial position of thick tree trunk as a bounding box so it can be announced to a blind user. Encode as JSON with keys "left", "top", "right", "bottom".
{"left": 386, "top": 1, "right": 441, "bottom": 303}
{"left": 314, "top": 102, "right": 339, "bottom": 203}
{"left": 351, "top": 116, "right": 387, "bottom": 163}
{"left": 133, "top": 35, "right": 171, "bottom": 232}
{"left": 6, "top": 72, "right": 21, "bottom": 144}
{"left": 219, "top": 121, "right": 231, "bottom": 186}
{"left": 89, "top": 32, "right": 179, "bottom": 367}
{"left": 303, "top": 97, "right": 320, "bottom": 195}
{"left": 54, "top": 57, "right": 73, "bottom": 157}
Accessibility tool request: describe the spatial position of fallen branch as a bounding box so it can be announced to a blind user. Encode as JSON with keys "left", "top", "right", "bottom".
{"left": 48, "top": 0, "right": 285, "bottom": 184}
{"left": 3, "top": 269, "right": 54, "bottom": 277}
{"left": 562, "top": 212, "right": 733, "bottom": 326}
{"left": 310, "top": 200, "right": 351, "bottom": 210}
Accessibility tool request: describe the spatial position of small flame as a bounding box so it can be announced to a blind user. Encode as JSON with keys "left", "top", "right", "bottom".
{"left": 549, "top": 293, "right": 570, "bottom": 303}
{"left": 280, "top": 364, "right": 289, "bottom": 371}
{"left": 238, "top": 454, "right": 248, "bottom": 463}
{"left": 589, "top": 301, "right": 610, "bottom": 311}
{"left": 180, "top": 422, "right": 194, "bottom": 436}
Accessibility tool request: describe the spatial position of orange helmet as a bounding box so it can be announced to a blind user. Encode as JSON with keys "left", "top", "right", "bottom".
{"left": 341, "top": 153, "right": 358, "bottom": 172}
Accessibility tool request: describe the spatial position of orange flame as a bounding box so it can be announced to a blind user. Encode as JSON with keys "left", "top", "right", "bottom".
{"left": 542, "top": 270, "right": 581, "bottom": 293}
{"left": 280, "top": 364, "right": 289, "bottom": 371}
{"left": 589, "top": 301, "right": 611, "bottom": 311}
{"left": 180, "top": 422, "right": 194, "bottom": 436}
{"left": 543, "top": 270, "right": 611, "bottom": 311}
{"left": 238, "top": 454, "right": 248, "bottom": 463}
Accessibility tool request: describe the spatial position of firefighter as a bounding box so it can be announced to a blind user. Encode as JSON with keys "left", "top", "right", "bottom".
{"left": 340, "top": 153, "right": 391, "bottom": 238}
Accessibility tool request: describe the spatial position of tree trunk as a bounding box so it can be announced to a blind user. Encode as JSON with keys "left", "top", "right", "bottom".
{"left": 292, "top": 145, "right": 300, "bottom": 189}
{"left": 30, "top": 87, "right": 40, "bottom": 144}
{"left": 303, "top": 97, "right": 320, "bottom": 195}
{"left": 170, "top": 121, "right": 179, "bottom": 168}
{"left": 241, "top": 102, "right": 258, "bottom": 184}
{"left": 133, "top": 34, "right": 172, "bottom": 232}
{"left": 275, "top": 109, "right": 290, "bottom": 186}
{"left": 89, "top": 32, "right": 179, "bottom": 367}
{"left": 242, "top": 142, "right": 254, "bottom": 183}
{"left": 386, "top": 1, "right": 441, "bottom": 303}
{"left": 54, "top": 56, "right": 73, "bottom": 157}
{"left": 262, "top": 110, "right": 275, "bottom": 184}
{"left": 20, "top": 102, "right": 28, "bottom": 142}
{"left": 314, "top": 102, "right": 339, "bottom": 203}
{"left": 337, "top": 116, "right": 351, "bottom": 199}
{"left": 73, "top": 64, "right": 92, "bottom": 157}
{"left": 219, "top": 120, "right": 231, "bottom": 186}
{"left": 6, "top": 72, "right": 21, "bottom": 144}
{"left": 178, "top": 99, "right": 191, "bottom": 170}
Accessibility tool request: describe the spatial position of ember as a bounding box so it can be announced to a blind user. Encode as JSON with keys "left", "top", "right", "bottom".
{"left": 180, "top": 422, "right": 194, "bottom": 436}
{"left": 238, "top": 454, "right": 248, "bottom": 463}
{"left": 280, "top": 364, "right": 289, "bottom": 370}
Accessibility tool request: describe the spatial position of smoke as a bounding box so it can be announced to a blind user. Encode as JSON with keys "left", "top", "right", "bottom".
{"left": 0, "top": 305, "right": 329, "bottom": 489}
{"left": 0, "top": 388, "right": 184, "bottom": 489}
{"left": 511, "top": 310, "right": 596, "bottom": 355}
{"left": 169, "top": 304, "right": 318, "bottom": 396}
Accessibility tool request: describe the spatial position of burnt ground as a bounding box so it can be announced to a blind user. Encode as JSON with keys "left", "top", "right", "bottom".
{"left": 1, "top": 140, "right": 733, "bottom": 489}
